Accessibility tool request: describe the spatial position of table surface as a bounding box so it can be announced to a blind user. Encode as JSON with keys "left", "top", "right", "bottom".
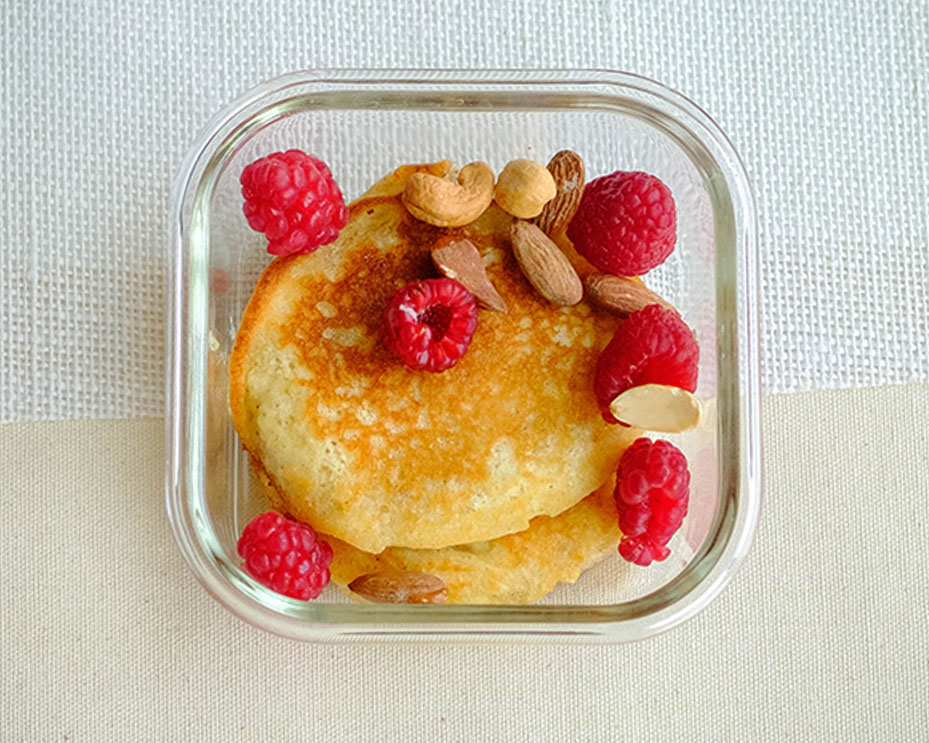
{"left": 2, "top": 1, "right": 928, "bottom": 740}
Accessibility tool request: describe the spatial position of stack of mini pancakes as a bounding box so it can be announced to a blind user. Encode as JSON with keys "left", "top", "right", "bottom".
{"left": 230, "top": 162, "right": 642, "bottom": 603}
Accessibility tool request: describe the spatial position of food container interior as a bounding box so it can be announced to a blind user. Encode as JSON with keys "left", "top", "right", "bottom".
{"left": 168, "top": 70, "right": 760, "bottom": 641}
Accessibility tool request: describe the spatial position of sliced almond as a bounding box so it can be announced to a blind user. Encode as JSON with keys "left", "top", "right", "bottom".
{"left": 609, "top": 384, "right": 702, "bottom": 433}
{"left": 510, "top": 220, "right": 583, "bottom": 306}
{"left": 534, "top": 150, "right": 586, "bottom": 236}
{"left": 584, "top": 273, "right": 675, "bottom": 317}
{"left": 348, "top": 570, "right": 449, "bottom": 604}
{"left": 431, "top": 236, "right": 507, "bottom": 313}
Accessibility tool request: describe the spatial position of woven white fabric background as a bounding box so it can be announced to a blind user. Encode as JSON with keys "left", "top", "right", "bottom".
{"left": 1, "top": 0, "right": 927, "bottom": 422}
{"left": 2, "top": 386, "right": 927, "bottom": 741}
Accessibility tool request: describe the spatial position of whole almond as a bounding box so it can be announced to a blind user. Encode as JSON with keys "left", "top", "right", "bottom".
{"left": 584, "top": 273, "right": 675, "bottom": 317}
{"left": 510, "top": 220, "right": 583, "bottom": 306}
{"left": 348, "top": 570, "right": 449, "bottom": 604}
{"left": 431, "top": 236, "right": 507, "bottom": 313}
{"left": 534, "top": 150, "right": 586, "bottom": 236}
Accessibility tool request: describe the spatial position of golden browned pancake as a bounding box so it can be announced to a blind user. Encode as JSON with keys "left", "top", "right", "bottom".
{"left": 230, "top": 162, "right": 635, "bottom": 553}
{"left": 250, "top": 460, "right": 628, "bottom": 604}
{"left": 327, "top": 478, "right": 623, "bottom": 604}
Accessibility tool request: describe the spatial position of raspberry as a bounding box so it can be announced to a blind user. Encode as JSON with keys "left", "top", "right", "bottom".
{"left": 383, "top": 278, "right": 478, "bottom": 373}
{"left": 236, "top": 511, "right": 333, "bottom": 600}
{"left": 240, "top": 150, "right": 348, "bottom": 257}
{"left": 566, "top": 171, "right": 676, "bottom": 275}
{"left": 594, "top": 304, "right": 698, "bottom": 424}
{"left": 614, "top": 438, "right": 690, "bottom": 566}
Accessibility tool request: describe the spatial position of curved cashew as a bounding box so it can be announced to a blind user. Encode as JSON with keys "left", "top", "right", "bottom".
{"left": 401, "top": 162, "right": 495, "bottom": 227}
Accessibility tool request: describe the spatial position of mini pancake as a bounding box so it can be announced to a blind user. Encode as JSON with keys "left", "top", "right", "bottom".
{"left": 230, "top": 162, "right": 633, "bottom": 553}
{"left": 251, "top": 460, "right": 629, "bottom": 605}
{"left": 326, "top": 476, "right": 625, "bottom": 604}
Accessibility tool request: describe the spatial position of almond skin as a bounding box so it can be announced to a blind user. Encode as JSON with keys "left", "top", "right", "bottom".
{"left": 533, "top": 150, "right": 586, "bottom": 236}
{"left": 431, "top": 236, "right": 507, "bottom": 313}
{"left": 583, "top": 273, "right": 675, "bottom": 317}
{"left": 348, "top": 570, "right": 449, "bottom": 604}
{"left": 510, "top": 220, "right": 583, "bottom": 306}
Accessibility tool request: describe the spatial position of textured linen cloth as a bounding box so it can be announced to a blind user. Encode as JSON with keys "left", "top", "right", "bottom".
{"left": 1, "top": 0, "right": 928, "bottom": 422}
{"left": 2, "top": 386, "right": 927, "bottom": 741}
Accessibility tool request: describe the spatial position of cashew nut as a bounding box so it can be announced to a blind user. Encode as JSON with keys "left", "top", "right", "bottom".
{"left": 401, "top": 162, "right": 495, "bottom": 227}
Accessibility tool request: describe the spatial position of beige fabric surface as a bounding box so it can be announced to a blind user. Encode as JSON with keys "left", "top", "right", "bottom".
{"left": 2, "top": 385, "right": 928, "bottom": 741}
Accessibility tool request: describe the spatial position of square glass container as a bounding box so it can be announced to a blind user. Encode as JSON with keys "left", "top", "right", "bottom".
{"left": 166, "top": 69, "right": 760, "bottom": 642}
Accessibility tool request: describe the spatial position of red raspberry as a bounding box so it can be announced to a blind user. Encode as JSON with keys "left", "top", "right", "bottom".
{"left": 240, "top": 150, "right": 348, "bottom": 257}
{"left": 383, "top": 278, "right": 478, "bottom": 373}
{"left": 614, "top": 438, "right": 690, "bottom": 566}
{"left": 566, "top": 171, "right": 676, "bottom": 275}
{"left": 236, "top": 511, "right": 333, "bottom": 600}
{"left": 594, "top": 304, "right": 698, "bottom": 424}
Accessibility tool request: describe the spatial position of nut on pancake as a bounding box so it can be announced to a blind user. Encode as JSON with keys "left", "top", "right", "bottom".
{"left": 230, "top": 162, "right": 637, "bottom": 553}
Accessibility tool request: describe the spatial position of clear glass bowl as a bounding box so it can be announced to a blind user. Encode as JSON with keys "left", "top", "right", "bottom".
{"left": 166, "top": 69, "right": 760, "bottom": 642}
